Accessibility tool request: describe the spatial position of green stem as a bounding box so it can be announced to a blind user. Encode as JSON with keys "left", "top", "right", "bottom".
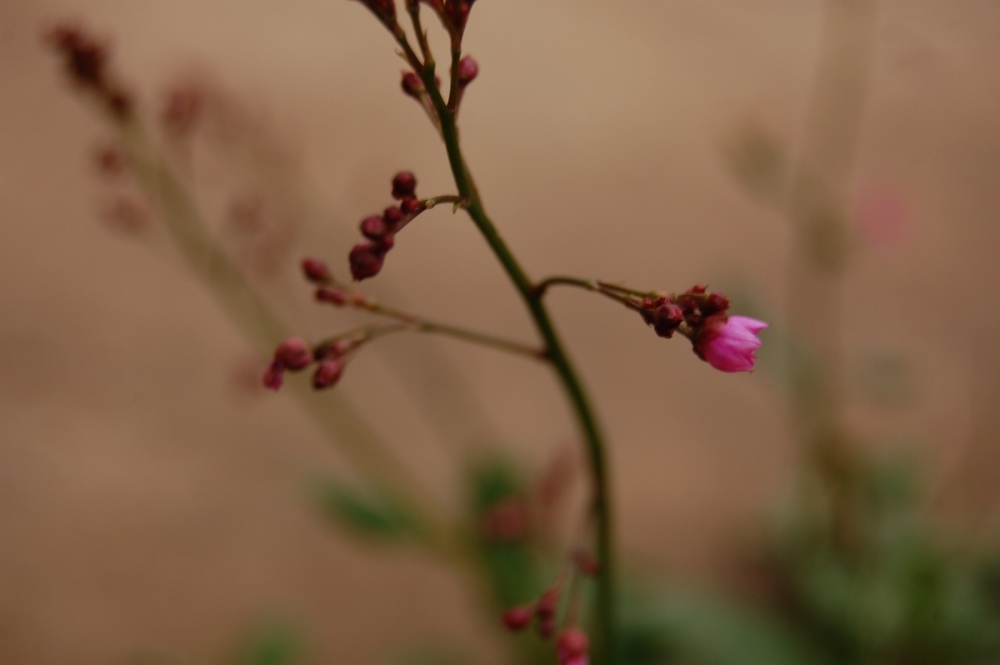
{"left": 117, "top": 120, "right": 452, "bottom": 554}
{"left": 418, "top": 67, "right": 617, "bottom": 663}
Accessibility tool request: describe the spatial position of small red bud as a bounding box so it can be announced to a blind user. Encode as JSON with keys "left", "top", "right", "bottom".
{"left": 274, "top": 337, "right": 312, "bottom": 371}
{"left": 457, "top": 55, "right": 479, "bottom": 86}
{"left": 701, "top": 292, "right": 730, "bottom": 316}
{"left": 399, "top": 196, "right": 424, "bottom": 215}
{"left": 652, "top": 299, "right": 684, "bottom": 339}
{"left": 537, "top": 617, "right": 555, "bottom": 639}
{"left": 688, "top": 284, "right": 707, "bottom": 295}
{"left": 312, "top": 358, "right": 344, "bottom": 389}
{"left": 556, "top": 628, "right": 589, "bottom": 663}
{"left": 501, "top": 606, "right": 533, "bottom": 632}
{"left": 301, "top": 257, "right": 331, "bottom": 283}
{"left": 262, "top": 359, "right": 285, "bottom": 391}
{"left": 315, "top": 287, "right": 347, "bottom": 305}
{"left": 383, "top": 206, "right": 404, "bottom": 227}
{"left": 360, "top": 215, "right": 389, "bottom": 240}
{"left": 401, "top": 71, "right": 424, "bottom": 98}
{"left": 391, "top": 171, "right": 417, "bottom": 200}
{"left": 536, "top": 588, "right": 558, "bottom": 620}
{"left": 93, "top": 144, "right": 126, "bottom": 175}
{"left": 349, "top": 242, "right": 386, "bottom": 281}
{"left": 375, "top": 234, "right": 395, "bottom": 251}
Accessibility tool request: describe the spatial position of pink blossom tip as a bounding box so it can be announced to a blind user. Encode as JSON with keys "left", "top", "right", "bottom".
{"left": 694, "top": 315, "right": 768, "bottom": 373}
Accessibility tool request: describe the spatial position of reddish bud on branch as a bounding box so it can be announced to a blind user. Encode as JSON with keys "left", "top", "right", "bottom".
{"left": 391, "top": 171, "right": 418, "bottom": 200}
{"left": 501, "top": 606, "right": 533, "bottom": 632}
{"left": 301, "top": 258, "right": 332, "bottom": 284}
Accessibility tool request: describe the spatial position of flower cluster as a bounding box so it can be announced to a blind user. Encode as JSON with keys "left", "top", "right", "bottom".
{"left": 44, "top": 22, "right": 132, "bottom": 120}
{"left": 640, "top": 286, "right": 768, "bottom": 373}
{"left": 348, "top": 171, "right": 427, "bottom": 281}
{"left": 262, "top": 336, "right": 347, "bottom": 392}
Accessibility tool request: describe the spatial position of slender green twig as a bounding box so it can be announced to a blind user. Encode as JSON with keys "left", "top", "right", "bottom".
{"left": 116, "top": 119, "right": 455, "bottom": 555}
{"left": 329, "top": 290, "right": 547, "bottom": 360}
{"left": 398, "top": 32, "right": 617, "bottom": 663}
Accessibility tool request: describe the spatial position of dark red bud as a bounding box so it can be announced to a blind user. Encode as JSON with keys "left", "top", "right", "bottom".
{"left": 301, "top": 257, "right": 332, "bottom": 283}
{"left": 93, "top": 144, "right": 126, "bottom": 175}
{"left": 701, "top": 292, "right": 730, "bottom": 316}
{"left": 537, "top": 617, "right": 555, "bottom": 639}
{"left": 382, "top": 206, "right": 404, "bottom": 227}
{"left": 391, "top": 171, "right": 417, "bottom": 200}
{"left": 349, "top": 242, "right": 386, "bottom": 281}
{"left": 274, "top": 337, "right": 312, "bottom": 371}
{"left": 312, "top": 358, "right": 344, "bottom": 389}
{"left": 457, "top": 55, "right": 479, "bottom": 85}
{"left": 687, "top": 284, "right": 707, "bottom": 295}
{"left": 501, "top": 606, "right": 533, "bottom": 632}
{"left": 262, "top": 359, "right": 285, "bottom": 391}
{"left": 360, "top": 215, "right": 389, "bottom": 240}
{"left": 556, "top": 628, "right": 589, "bottom": 660}
{"left": 536, "top": 588, "right": 558, "bottom": 620}
{"left": 652, "top": 300, "right": 684, "bottom": 339}
{"left": 315, "top": 287, "right": 347, "bottom": 305}
{"left": 401, "top": 71, "right": 424, "bottom": 98}
{"left": 400, "top": 196, "right": 424, "bottom": 215}
{"left": 375, "top": 234, "right": 395, "bottom": 251}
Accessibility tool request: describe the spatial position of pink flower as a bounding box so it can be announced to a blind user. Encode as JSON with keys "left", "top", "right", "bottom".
{"left": 694, "top": 315, "right": 768, "bottom": 373}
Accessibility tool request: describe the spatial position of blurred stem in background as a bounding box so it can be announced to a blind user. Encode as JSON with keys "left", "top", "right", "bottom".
{"left": 785, "top": 0, "right": 878, "bottom": 554}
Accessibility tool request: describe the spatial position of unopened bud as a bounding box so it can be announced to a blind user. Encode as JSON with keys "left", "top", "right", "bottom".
{"left": 301, "top": 257, "right": 331, "bottom": 283}
{"left": 457, "top": 55, "right": 479, "bottom": 86}
{"left": 375, "top": 234, "right": 395, "bottom": 251}
{"left": 701, "top": 292, "right": 730, "bottom": 316}
{"left": 274, "top": 337, "right": 312, "bottom": 371}
{"left": 399, "top": 197, "right": 424, "bottom": 215}
{"left": 538, "top": 617, "right": 555, "bottom": 639}
{"left": 262, "top": 359, "right": 285, "bottom": 391}
{"left": 312, "top": 358, "right": 344, "bottom": 389}
{"left": 556, "top": 628, "right": 589, "bottom": 664}
{"left": 536, "top": 588, "right": 558, "bottom": 620}
{"left": 93, "top": 144, "right": 126, "bottom": 175}
{"left": 652, "top": 299, "right": 684, "bottom": 339}
{"left": 401, "top": 71, "right": 424, "bottom": 98}
{"left": 315, "top": 287, "right": 347, "bottom": 305}
{"left": 360, "top": 215, "right": 389, "bottom": 240}
{"left": 501, "top": 606, "right": 533, "bottom": 632}
{"left": 349, "top": 242, "right": 386, "bottom": 281}
{"left": 391, "top": 171, "right": 417, "bottom": 200}
{"left": 382, "top": 206, "right": 404, "bottom": 227}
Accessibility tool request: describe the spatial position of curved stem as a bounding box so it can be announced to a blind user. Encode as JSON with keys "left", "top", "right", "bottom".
{"left": 535, "top": 276, "right": 649, "bottom": 313}
{"left": 418, "top": 69, "right": 617, "bottom": 664}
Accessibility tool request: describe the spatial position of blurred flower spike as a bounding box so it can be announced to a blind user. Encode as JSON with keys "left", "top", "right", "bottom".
{"left": 44, "top": 21, "right": 133, "bottom": 120}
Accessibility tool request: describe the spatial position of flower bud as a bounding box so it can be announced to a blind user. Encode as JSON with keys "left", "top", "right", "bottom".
{"left": 537, "top": 617, "right": 555, "bottom": 639}
{"left": 349, "top": 242, "right": 386, "bottom": 281}
{"left": 375, "top": 234, "right": 395, "bottom": 251}
{"left": 383, "top": 206, "right": 404, "bottom": 228}
{"left": 457, "top": 55, "right": 479, "bottom": 86}
{"left": 312, "top": 358, "right": 344, "bottom": 389}
{"left": 391, "top": 171, "right": 417, "bottom": 200}
{"left": 360, "top": 215, "right": 389, "bottom": 240}
{"left": 556, "top": 628, "right": 589, "bottom": 664}
{"left": 693, "top": 314, "right": 768, "bottom": 373}
{"left": 701, "top": 292, "right": 730, "bottom": 316}
{"left": 501, "top": 606, "right": 533, "bottom": 632}
{"left": 401, "top": 71, "right": 424, "bottom": 98}
{"left": 274, "top": 337, "right": 312, "bottom": 371}
{"left": 262, "top": 359, "right": 285, "bottom": 391}
{"left": 399, "top": 197, "right": 424, "bottom": 215}
{"left": 301, "top": 257, "right": 331, "bottom": 283}
{"left": 315, "top": 286, "right": 347, "bottom": 305}
{"left": 652, "top": 299, "right": 684, "bottom": 339}
{"left": 535, "top": 588, "right": 558, "bottom": 620}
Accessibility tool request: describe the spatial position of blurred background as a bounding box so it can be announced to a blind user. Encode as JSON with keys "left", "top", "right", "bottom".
{"left": 2, "top": 1, "right": 1000, "bottom": 664}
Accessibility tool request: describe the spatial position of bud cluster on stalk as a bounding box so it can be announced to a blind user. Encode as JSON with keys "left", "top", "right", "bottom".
{"left": 348, "top": 171, "right": 427, "bottom": 281}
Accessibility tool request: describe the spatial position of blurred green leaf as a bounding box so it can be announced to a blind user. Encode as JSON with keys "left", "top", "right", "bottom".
{"left": 227, "top": 620, "right": 304, "bottom": 665}
{"left": 307, "top": 476, "right": 411, "bottom": 541}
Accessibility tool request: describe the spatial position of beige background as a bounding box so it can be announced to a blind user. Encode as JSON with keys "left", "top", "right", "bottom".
{"left": 2, "top": 1, "right": 999, "bottom": 663}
